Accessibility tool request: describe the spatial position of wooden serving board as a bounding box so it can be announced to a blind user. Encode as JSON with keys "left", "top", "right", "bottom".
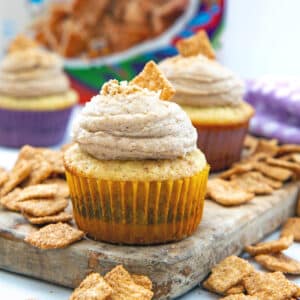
{"left": 0, "top": 183, "right": 299, "bottom": 300}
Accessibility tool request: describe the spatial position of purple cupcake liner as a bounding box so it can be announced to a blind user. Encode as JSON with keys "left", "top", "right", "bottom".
{"left": 0, "top": 106, "right": 74, "bottom": 148}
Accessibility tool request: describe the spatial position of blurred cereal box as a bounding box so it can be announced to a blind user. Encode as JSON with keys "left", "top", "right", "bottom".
{"left": 2, "top": 0, "right": 225, "bottom": 103}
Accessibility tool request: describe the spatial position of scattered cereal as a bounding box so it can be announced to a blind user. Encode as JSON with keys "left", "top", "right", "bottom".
{"left": 202, "top": 256, "right": 253, "bottom": 294}
{"left": 254, "top": 139, "right": 278, "bottom": 157}
{"left": 220, "top": 295, "right": 258, "bottom": 300}
{"left": 243, "top": 271, "right": 297, "bottom": 300}
{"left": 0, "top": 160, "right": 32, "bottom": 196}
{"left": 43, "top": 178, "right": 70, "bottom": 198}
{"left": 207, "top": 178, "right": 254, "bottom": 206}
{"left": 0, "top": 168, "right": 8, "bottom": 187}
{"left": 131, "top": 274, "right": 153, "bottom": 291}
{"left": 231, "top": 172, "right": 273, "bottom": 195}
{"left": 281, "top": 218, "right": 300, "bottom": 241}
{"left": 104, "top": 265, "right": 153, "bottom": 300}
{"left": 18, "top": 198, "right": 68, "bottom": 217}
{"left": 277, "top": 144, "right": 300, "bottom": 156}
{"left": 219, "top": 163, "right": 253, "bottom": 180}
{"left": 0, "top": 188, "right": 22, "bottom": 212}
{"left": 244, "top": 235, "right": 293, "bottom": 256}
{"left": 225, "top": 284, "right": 245, "bottom": 295}
{"left": 25, "top": 222, "right": 84, "bottom": 249}
{"left": 24, "top": 211, "right": 72, "bottom": 225}
{"left": 69, "top": 273, "right": 113, "bottom": 300}
{"left": 266, "top": 157, "right": 300, "bottom": 175}
{"left": 254, "top": 162, "right": 293, "bottom": 182}
{"left": 17, "top": 184, "right": 58, "bottom": 202}
{"left": 254, "top": 253, "right": 300, "bottom": 274}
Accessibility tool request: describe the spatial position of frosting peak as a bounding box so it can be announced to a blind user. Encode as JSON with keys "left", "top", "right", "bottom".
{"left": 159, "top": 54, "right": 244, "bottom": 107}
{"left": 73, "top": 81, "right": 197, "bottom": 161}
{"left": 0, "top": 48, "right": 69, "bottom": 98}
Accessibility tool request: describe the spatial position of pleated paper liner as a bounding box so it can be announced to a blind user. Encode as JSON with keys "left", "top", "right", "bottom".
{"left": 0, "top": 106, "right": 74, "bottom": 147}
{"left": 66, "top": 165, "right": 209, "bottom": 245}
{"left": 194, "top": 122, "right": 249, "bottom": 172}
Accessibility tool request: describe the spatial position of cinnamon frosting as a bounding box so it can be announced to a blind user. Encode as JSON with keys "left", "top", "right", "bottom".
{"left": 0, "top": 48, "right": 69, "bottom": 98}
{"left": 159, "top": 54, "right": 244, "bottom": 107}
{"left": 73, "top": 80, "right": 197, "bottom": 160}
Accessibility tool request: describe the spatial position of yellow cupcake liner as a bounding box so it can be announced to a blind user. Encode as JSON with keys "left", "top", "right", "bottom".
{"left": 65, "top": 165, "right": 209, "bottom": 245}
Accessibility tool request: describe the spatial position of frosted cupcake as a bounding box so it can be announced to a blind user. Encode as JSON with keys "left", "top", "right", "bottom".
{"left": 0, "top": 36, "right": 78, "bottom": 147}
{"left": 64, "top": 62, "right": 209, "bottom": 245}
{"left": 159, "top": 31, "right": 254, "bottom": 171}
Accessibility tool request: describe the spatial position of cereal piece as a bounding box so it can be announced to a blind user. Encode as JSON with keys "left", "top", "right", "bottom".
{"left": 254, "top": 139, "right": 278, "bottom": 157}
{"left": 225, "top": 284, "right": 245, "bottom": 295}
{"left": 0, "top": 160, "right": 32, "bottom": 196}
{"left": 18, "top": 198, "right": 68, "bottom": 217}
{"left": 104, "top": 265, "right": 153, "bottom": 300}
{"left": 258, "top": 175, "right": 282, "bottom": 189}
{"left": 243, "top": 271, "right": 297, "bottom": 300}
{"left": 291, "top": 153, "right": 300, "bottom": 163}
{"left": 131, "top": 275, "right": 153, "bottom": 291}
{"left": 130, "top": 61, "right": 175, "bottom": 100}
{"left": 69, "top": 272, "right": 113, "bottom": 300}
{"left": 281, "top": 218, "right": 300, "bottom": 241}
{"left": 0, "top": 167, "right": 8, "bottom": 187}
{"left": 220, "top": 295, "right": 258, "bottom": 300}
{"left": 43, "top": 178, "right": 69, "bottom": 198}
{"left": 254, "top": 253, "right": 300, "bottom": 274}
{"left": 297, "top": 193, "right": 300, "bottom": 217}
{"left": 17, "top": 184, "right": 58, "bottom": 202}
{"left": 202, "top": 256, "right": 253, "bottom": 294}
{"left": 277, "top": 144, "right": 300, "bottom": 156}
{"left": 0, "top": 188, "right": 22, "bottom": 212}
{"left": 41, "top": 149, "right": 65, "bottom": 175}
{"left": 219, "top": 163, "right": 253, "bottom": 179}
{"left": 61, "top": 143, "right": 74, "bottom": 153}
{"left": 24, "top": 211, "right": 72, "bottom": 225}
{"left": 17, "top": 145, "right": 56, "bottom": 185}
{"left": 242, "top": 152, "right": 269, "bottom": 164}
{"left": 254, "top": 162, "right": 293, "bottom": 181}
{"left": 176, "top": 30, "right": 215, "bottom": 59}
{"left": 244, "top": 235, "right": 293, "bottom": 256}
{"left": 231, "top": 172, "right": 273, "bottom": 195}
{"left": 207, "top": 178, "right": 254, "bottom": 206}
{"left": 8, "top": 35, "right": 38, "bottom": 53}
{"left": 244, "top": 135, "right": 258, "bottom": 153}
{"left": 26, "top": 159, "right": 52, "bottom": 186}
{"left": 25, "top": 222, "right": 84, "bottom": 249}
{"left": 59, "top": 20, "right": 88, "bottom": 58}
{"left": 266, "top": 157, "right": 300, "bottom": 175}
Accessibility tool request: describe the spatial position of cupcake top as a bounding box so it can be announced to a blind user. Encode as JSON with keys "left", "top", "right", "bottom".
{"left": 0, "top": 43, "right": 69, "bottom": 98}
{"left": 159, "top": 30, "right": 244, "bottom": 108}
{"left": 73, "top": 79, "right": 198, "bottom": 161}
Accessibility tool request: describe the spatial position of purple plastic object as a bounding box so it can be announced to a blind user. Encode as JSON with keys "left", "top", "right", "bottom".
{"left": 0, "top": 106, "right": 74, "bottom": 148}
{"left": 245, "top": 77, "right": 300, "bottom": 144}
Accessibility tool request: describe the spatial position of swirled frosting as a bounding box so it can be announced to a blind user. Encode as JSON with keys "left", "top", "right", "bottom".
{"left": 159, "top": 54, "right": 244, "bottom": 107}
{"left": 73, "top": 80, "right": 197, "bottom": 160}
{"left": 0, "top": 48, "right": 69, "bottom": 97}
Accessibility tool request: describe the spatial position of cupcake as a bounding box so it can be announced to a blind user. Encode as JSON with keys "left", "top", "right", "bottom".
{"left": 0, "top": 36, "right": 78, "bottom": 147}
{"left": 159, "top": 31, "right": 254, "bottom": 171}
{"left": 64, "top": 62, "right": 209, "bottom": 245}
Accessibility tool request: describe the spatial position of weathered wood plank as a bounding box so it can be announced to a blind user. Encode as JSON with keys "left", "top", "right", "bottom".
{"left": 0, "top": 183, "right": 299, "bottom": 299}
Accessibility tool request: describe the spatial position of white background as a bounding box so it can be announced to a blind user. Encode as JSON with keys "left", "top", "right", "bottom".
{"left": 1, "top": 0, "right": 300, "bottom": 299}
